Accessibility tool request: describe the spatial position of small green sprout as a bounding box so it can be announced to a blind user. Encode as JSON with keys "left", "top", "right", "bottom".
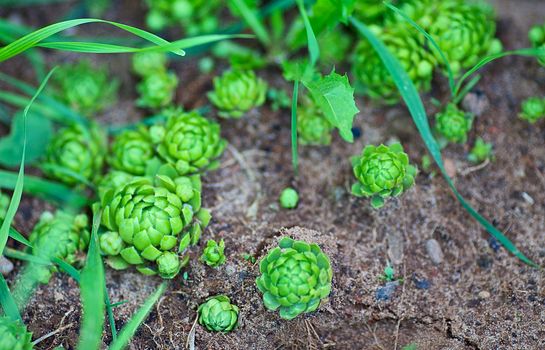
{"left": 136, "top": 70, "right": 179, "bottom": 109}
{"left": 279, "top": 187, "right": 299, "bottom": 209}
{"left": 154, "top": 110, "right": 227, "bottom": 175}
{"left": 255, "top": 237, "right": 333, "bottom": 320}
{"left": 421, "top": 155, "right": 432, "bottom": 173}
{"left": 208, "top": 69, "right": 268, "bottom": 118}
{"left": 434, "top": 103, "right": 474, "bottom": 144}
{"left": 380, "top": 262, "right": 395, "bottom": 282}
{"left": 519, "top": 97, "right": 545, "bottom": 124}
{"left": 109, "top": 127, "right": 154, "bottom": 176}
{"left": 200, "top": 239, "right": 226, "bottom": 267}
{"left": 402, "top": 344, "right": 418, "bottom": 350}
{"left": 351, "top": 143, "right": 417, "bottom": 209}
{"left": 242, "top": 253, "right": 256, "bottom": 264}
{"left": 198, "top": 295, "right": 239, "bottom": 332}
{"left": 0, "top": 316, "right": 33, "bottom": 350}
{"left": 468, "top": 138, "right": 494, "bottom": 164}
{"left": 529, "top": 22, "right": 545, "bottom": 66}
{"left": 43, "top": 123, "right": 107, "bottom": 185}
{"left": 53, "top": 60, "right": 119, "bottom": 116}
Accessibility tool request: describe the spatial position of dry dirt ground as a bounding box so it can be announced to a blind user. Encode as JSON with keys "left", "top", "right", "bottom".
{"left": 1, "top": 0, "right": 544, "bottom": 349}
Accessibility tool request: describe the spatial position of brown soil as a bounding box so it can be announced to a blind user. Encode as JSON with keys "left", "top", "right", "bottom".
{"left": 1, "top": 0, "right": 544, "bottom": 349}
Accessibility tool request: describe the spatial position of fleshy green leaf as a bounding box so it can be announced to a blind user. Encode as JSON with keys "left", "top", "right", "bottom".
{"left": 303, "top": 71, "right": 359, "bottom": 143}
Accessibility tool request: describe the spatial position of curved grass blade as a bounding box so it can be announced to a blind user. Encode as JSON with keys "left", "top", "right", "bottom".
{"left": 0, "top": 274, "right": 21, "bottom": 322}
{"left": 349, "top": 17, "right": 538, "bottom": 267}
{"left": 385, "top": 2, "right": 455, "bottom": 95}
{"left": 8, "top": 227, "right": 32, "bottom": 247}
{"left": 77, "top": 210, "right": 105, "bottom": 350}
{"left": 52, "top": 257, "right": 81, "bottom": 282}
{"left": 0, "top": 18, "right": 185, "bottom": 63}
{"left": 108, "top": 282, "right": 167, "bottom": 350}
{"left": 291, "top": 80, "right": 299, "bottom": 175}
{"left": 229, "top": 0, "right": 271, "bottom": 45}
{"left": 454, "top": 48, "right": 545, "bottom": 97}
{"left": 3, "top": 248, "right": 50, "bottom": 265}
{"left": 0, "top": 67, "right": 56, "bottom": 255}
{"left": 0, "top": 170, "right": 88, "bottom": 208}
{"left": 295, "top": 0, "right": 320, "bottom": 66}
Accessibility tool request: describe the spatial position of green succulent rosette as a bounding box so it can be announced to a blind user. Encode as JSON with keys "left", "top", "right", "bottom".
{"left": 529, "top": 22, "right": 545, "bottom": 66}
{"left": 208, "top": 70, "right": 267, "bottom": 119}
{"left": 53, "top": 60, "right": 119, "bottom": 116}
{"left": 198, "top": 295, "right": 239, "bottom": 332}
{"left": 256, "top": 237, "right": 333, "bottom": 320}
{"left": 351, "top": 143, "right": 417, "bottom": 209}
{"left": 109, "top": 127, "right": 155, "bottom": 175}
{"left": 0, "top": 316, "right": 33, "bottom": 350}
{"left": 145, "top": 0, "right": 221, "bottom": 35}
{"left": 132, "top": 51, "right": 168, "bottom": 77}
{"left": 154, "top": 111, "right": 227, "bottom": 175}
{"left": 434, "top": 103, "right": 474, "bottom": 143}
{"left": 97, "top": 170, "right": 136, "bottom": 202}
{"left": 519, "top": 97, "right": 545, "bottom": 124}
{"left": 297, "top": 98, "right": 333, "bottom": 146}
{"left": 28, "top": 210, "right": 90, "bottom": 283}
{"left": 352, "top": 25, "right": 436, "bottom": 104}
{"left": 100, "top": 174, "right": 210, "bottom": 278}
{"left": 468, "top": 137, "right": 494, "bottom": 164}
{"left": 0, "top": 190, "right": 8, "bottom": 220}
{"left": 43, "top": 123, "right": 107, "bottom": 185}
{"left": 200, "top": 239, "right": 225, "bottom": 267}
{"left": 137, "top": 70, "right": 179, "bottom": 110}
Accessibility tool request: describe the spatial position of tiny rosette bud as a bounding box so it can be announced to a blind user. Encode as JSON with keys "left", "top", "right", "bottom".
{"left": 198, "top": 295, "right": 239, "bottom": 332}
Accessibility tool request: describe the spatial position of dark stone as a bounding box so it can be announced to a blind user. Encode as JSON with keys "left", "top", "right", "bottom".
{"left": 375, "top": 281, "right": 399, "bottom": 301}
{"left": 351, "top": 127, "right": 362, "bottom": 139}
{"left": 477, "top": 255, "right": 493, "bottom": 269}
{"left": 488, "top": 237, "right": 501, "bottom": 253}
{"left": 413, "top": 276, "right": 431, "bottom": 290}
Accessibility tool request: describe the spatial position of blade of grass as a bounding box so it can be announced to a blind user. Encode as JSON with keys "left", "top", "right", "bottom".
{"left": 350, "top": 17, "right": 538, "bottom": 267}
{"left": 0, "top": 18, "right": 185, "bottom": 63}
{"left": 0, "top": 67, "right": 56, "bottom": 256}
{"left": 8, "top": 226, "right": 32, "bottom": 247}
{"left": 295, "top": 0, "right": 319, "bottom": 66}
{"left": 77, "top": 210, "right": 105, "bottom": 350}
{"left": 108, "top": 282, "right": 167, "bottom": 350}
{"left": 3, "top": 247, "right": 51, "bottom": 265}
{"left": 385, "top": 2, "right": 455, "bottom": 95}
{"left": 104, "top": 274, "right": 117, "bottom": 341}
{"left": 291, "top": 80, "right": 299, "bottom": 176}
{"left": 0, "top": 170, "right": 88, "bottom": 208}
{"left": 52, "top": 257, "right": 81, "bottom": 282}
{"left": 452, "top": 74, "right": 481, "bottom": 105}
{"left": 229, "top": 0, "right": 271, "bottom": 45}
{"left": 0, "top": 0, "right": 69, "bottom": 6}
{"left": 0, "top": 274, "right": 21, "bottom": 321}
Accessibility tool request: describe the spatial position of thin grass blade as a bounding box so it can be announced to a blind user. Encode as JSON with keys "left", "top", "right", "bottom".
{"left": 229, "top": 0, "right": 271, "bottom": 45}
{"left": 350, "top": 17, "right": 538, "bottom": 267}
{"left": 108, "top": 282, "right": 168, "bottom": 350}
{"left": 295, "top": 0, "right": 319, "bottom": 66}
{"left": 0, "top": 274, "right": 21, "bottom": 321}
{"left": 291, "top": 80, "right": 299, "bottom": 175}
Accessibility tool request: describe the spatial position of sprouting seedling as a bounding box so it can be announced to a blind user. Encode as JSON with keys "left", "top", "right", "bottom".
{"left": 379, "top": 262, "right": 395, "bottom": 282}
{"left": 242, "top": 253, "right": 256, "bottom": 264}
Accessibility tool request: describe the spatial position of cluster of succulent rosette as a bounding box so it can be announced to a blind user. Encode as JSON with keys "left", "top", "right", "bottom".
{"left": 434, "top": 103, "right": 474, "bottom": 144}
{"left": 133, "top": 52, "right": 179, "bottom": 110}
{"left": 519, "top": 97, "right": 545, "bottom": 124}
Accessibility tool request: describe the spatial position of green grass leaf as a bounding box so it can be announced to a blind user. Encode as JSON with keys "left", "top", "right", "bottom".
{"left": 7, "top": 226, "right": 32, "bottom": 247}
{"left": 0, "top": 18, "right": 185, "bottom": 63}
{"left": 229, "top": 0, "right": 271, "bottom": 45}
{"left": 77, "top": 210, "right": 105, "bottom": 350}
{"left": 0, "top": 67, "right": 56, "bottom": 256}
{"left": 350, "top": 17, "right": 538, "bottom": 267}
{"left": 295, "top": 0, "right": 319, "bottom": 66}
{"left": 303, "top": 71, "right": 359, "bottom": 143}
{"left": 0, "top": 274, "right": 22, "bottom": 322}
{"left": 291, "top": 80, "right": 299, "bottom": 175}
{"left": 108, "top": 282, "right": 168, "bottom": 350}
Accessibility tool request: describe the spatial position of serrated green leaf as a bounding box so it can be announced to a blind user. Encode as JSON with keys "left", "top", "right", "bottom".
{"left": 303, "top": 71, "right": 359, "bottom": 143}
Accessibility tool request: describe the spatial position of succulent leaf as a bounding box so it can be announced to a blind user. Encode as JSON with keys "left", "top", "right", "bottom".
{"left": 0, "top": 316, "right": 33, "bottom": 350}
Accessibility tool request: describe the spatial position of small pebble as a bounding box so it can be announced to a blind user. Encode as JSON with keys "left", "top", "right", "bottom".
{"left": 0, "top": 256, "right": 13, "bottom": 276}
{"left": 478, "top": 290, "right": 491, "bottom": 299}
{"left": 488, "top": 237, "right": 501, "bottom": 253}
{"left": 351, "top": 127, "right": 362, "bottom": 139}
{"left": 426, "top": 239, "right": 444, "bottom": 265}
{"left": 462, "top": 91, "right": 489, "bottom": 117}
{"left": 413, "top": 276, "right": 431, "bottom": 290}
{"left": 477, "top": 254, "right": 493, "bottom": 269}
{"left": 375, "top": 281, "right": 399, "bottom": 301}
{"left": 444, "top": 158, "right": 457, "bottom": 178}
{"left": 521, "top": 192, "right": 534, "bottom": 205}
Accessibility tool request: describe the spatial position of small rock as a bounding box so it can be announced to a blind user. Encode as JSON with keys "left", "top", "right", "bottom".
{"left": 375, "top": 281, "right": 399, "bottom": 301}
{"left": 351, "top": 127, "right": 362, "bottom": 139}
{"left": 443, "top": 158, "right": 457, "bottom": 178}
{"left": 224, "top": 264, "right": 236, "bottom": 276}
{"left": 478, "top": 290, "right": 491, "bottom": 299}
{"left": 387, "top": 230, "right": 404, "bottom": 265}
{"left": 0, "top": 256, "right": 13, "bottom": 276}
{"left": 521, "top": 192, "right": 534, "bottom": 205}
{"left": 413, "top": 275, "right": 431, "bottom": 290}
{"left": 488, "top": 237, "right": 501, "bottom": 253}
{"left": 426, "top": 239, "right": 444, "bottom": 265}
{"left": 477, "top": 254, "right": 493, "bottom": 269}
{"left": 462, "top": 91, "right": 489, "bottom": 117}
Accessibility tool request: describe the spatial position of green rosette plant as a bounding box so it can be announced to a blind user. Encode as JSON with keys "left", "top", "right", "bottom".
{"left": 28, "top": 210, "right": 90, "bottom": 283}
{"left": 208, "top": 69, "right": 268, "bottom": 119}
{"left": 145, "top": 0, "right": 221, "bottom": 35}
{"left": 351, "top": 143, "right": 417, "bottom": 209}
{"left": 100, "top": 174, "right": 211, "bottom": 278}
{"left": 529, "top": 22, "right": 545, "bottom": 66}
{"left": 154, "top": 111, "right": 227, "bottom": 175}
{"left": 53, "top": 60, "right": 119, "bottom": 116}
{"left": 97, "top": 170, "right": 135, "bottom": 202}
{"left": 279, "top": 187, "right": 299, "bottom": 209}
{"left": 352, "top": 25, "right": 436, "bottom": 104}
{"left": 519, "top": 97, "right": 545, "bottom": 123}
{"left": 428, "top": 2, "right": 502, "bottom": 76}
{"left": 200, "top": 239, "right": 225, "bottom": 267}
{"left": 434, "top": 103, "right": 474, "bottom": 143}
{"left": 197, "top": 295, "right": 239, "bottom": 332}
{"left": 0, "top": 316, "right": 33, "bottom": 350}
{"left": 468, "top": 137, "right": 494, "bottom": 164}
{"left": 137, "top": 70, "right": 179, "bottom": 109}
{"left": 109, "top": 127, "right": 155, "bottom": 175}
{"left": 132, "top": 51, "right": 167, "bottom": 77}
{"left": 255, "top": 237, "right": 333, "bottom": 320}
{"left": 43, "top": 123, "right": 107, "bottom": 185}
{"left": 297, "top": 99, "right": 333, "bottom": 146}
